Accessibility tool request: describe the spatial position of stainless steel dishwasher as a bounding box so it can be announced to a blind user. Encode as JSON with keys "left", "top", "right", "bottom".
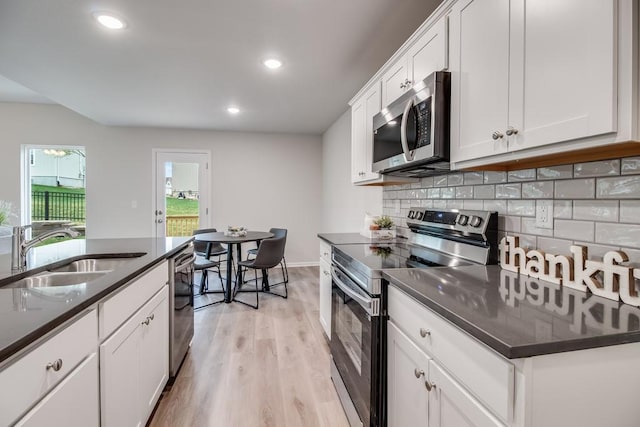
{"left": 168, "top": 244, "right": 195, "bottom": 382}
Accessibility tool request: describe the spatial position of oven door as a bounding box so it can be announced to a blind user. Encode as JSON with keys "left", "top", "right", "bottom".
{"left": 330, "top": 265, "right": 383, "bottom": 427}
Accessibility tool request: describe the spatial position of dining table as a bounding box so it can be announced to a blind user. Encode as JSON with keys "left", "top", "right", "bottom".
{"left": 193, "top": 230, "right": 274, "bottom": 303}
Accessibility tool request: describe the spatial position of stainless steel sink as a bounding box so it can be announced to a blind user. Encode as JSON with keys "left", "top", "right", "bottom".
{"left": 50, "top": 257, "right": 137, "bottom": 273}
{"left": 2, "top": 271, "right": 109, "bottom": 288}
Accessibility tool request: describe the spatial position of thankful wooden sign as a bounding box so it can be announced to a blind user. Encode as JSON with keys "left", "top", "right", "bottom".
{"left": 499, "top": 236, "right": 640, "bottom": 307}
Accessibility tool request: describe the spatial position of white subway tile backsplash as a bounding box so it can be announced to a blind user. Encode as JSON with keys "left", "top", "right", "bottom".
{"left": 456, "top": 186, "right": 474, "bottom": 199}
{"left": 574, "top": 159, "right": 620, "bottom": 177}
{"left": 554, "top": 219, "right": 595, "bottom": 241}
{"left": 381, "top": 157, "right": 640, "bottom": 256}
{"left": 507, "top": 200, "right": 535, "bottom": 216}
{"left": 421, "top": 176, "right": 434, "bottom": 188}
{"left": 537, "top": 165, "right": 573, "bottom": 180}
{"left": 574, "top": 242, "right": 620, "bottom": 260}
{"left": 522, "top": 181, "right": 554, "bottom": 198}
{"left": 620, "top": 200, "right": 640, "bottom": 224}
{"left": 595, "top": 223, "right": 640, "bottom": 246}
{"left": 463, "top": 200, "right": 484, "bottom": 210}
{"left": 434, "top": 175, "right": 448, "bottom": 187}
{"left": 537, "top": 237, "right": 573, "bottom": 255}
{"left": 502, "top": 216, "right": 521, "bottom": 232}
{"left": 474, "top": 185, "right": 495, "bottom": 199}
{"left": 495, "top": 183, "right": 522, "bottom": 199}
{"left": 484, "top": 171, "right": 507, "bottom": 184}
{"left": 554, "top": 200, "right": 572, "bottom": 218}
{"left": 596, "top": 176, "right": 640, "bottom": 198}
{"left": 448, "top": 173, "right": 464, "bottom": 186}
{"left": 554, "top": 178, "right": 595, "bottom": 199}
{"left": 573, "top": 200, "right": 619, "bottom": 222}
{"left": 463, "top": 172, "right": 484, "bottom": 185}
{"left": 621, "top": 157, "right": 640, "bottom": 175}
{"left": 441, "top": 187, "right": 455, "bottom": 199}
{"left": 508, "top": 169, "right": 536, "bottom": 182}
{"left": 484, "top": 200, "right": 507, "bottom": 214}
{"left": 522, "top": 218, "right": 554, "bottom": 237}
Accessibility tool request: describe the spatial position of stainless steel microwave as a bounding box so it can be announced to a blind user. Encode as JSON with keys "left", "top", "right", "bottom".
{"left": 372, "top": 71, "right": 450, "bottom": 177}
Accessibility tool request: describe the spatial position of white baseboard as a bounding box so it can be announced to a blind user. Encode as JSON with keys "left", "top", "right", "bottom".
{"left": 287, "top": 261, "right": 320, "bottom": 268}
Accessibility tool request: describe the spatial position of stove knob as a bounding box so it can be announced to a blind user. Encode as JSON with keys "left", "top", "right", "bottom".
{"left": 408, "top": 210, "right": 415, "bottom": 219}
{"left": 456, "top": 214, "right": 469, "bottom": 226}
{"left": 469, "top": 216, "right": 482, "bottom": 227}
{"left": 416, "top": 211, "right": 424, "bottom": 220}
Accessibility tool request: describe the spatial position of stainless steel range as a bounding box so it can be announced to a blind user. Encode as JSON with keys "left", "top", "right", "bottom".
{"left": 329, "top": 208, "right": 498, "bottom": 427}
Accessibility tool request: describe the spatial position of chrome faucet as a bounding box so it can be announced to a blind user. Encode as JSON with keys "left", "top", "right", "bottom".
{"left": 11, "top": 225, "right": 80, "bottom": 273}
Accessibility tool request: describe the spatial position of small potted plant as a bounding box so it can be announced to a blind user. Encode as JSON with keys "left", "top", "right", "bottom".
{"left": 366, "top": 215, "right": 395, "bottom": 239}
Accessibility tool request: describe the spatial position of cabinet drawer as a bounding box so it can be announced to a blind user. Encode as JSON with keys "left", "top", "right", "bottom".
{"left": 319, "top": 240, "right": 331, "bottom": 264}
{"left": 388, "top": 285, "right": 513, "bottom": 423}
{"left": 0, "top": 309, "right": 98, "bottom": 426}
{"left": 99, "top": 260, "right": 168, "bottom": 339}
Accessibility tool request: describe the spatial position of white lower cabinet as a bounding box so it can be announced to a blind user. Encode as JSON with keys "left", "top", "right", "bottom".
{"left": 387, "top": 321, "right": 430, "bottom": 427}
{"left": 428, "top": 360, "right": 503, "bottom": 427}
{"left": 319, "top": 258, "right": 332, "bottom": 339}
{"left": 15, "top": 353, "right": 99, "bottom": 427}
{"left": 100, "top": 285, "right": 169, "bottom": 427}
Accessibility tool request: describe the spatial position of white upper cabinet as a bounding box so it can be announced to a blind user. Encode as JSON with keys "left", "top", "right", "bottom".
{"left": 450, "top": 0, "right": 618, "bottom": 164}
{"left": 351, "top": 82, "right": 383, "bottom": 184}
{"left": 382, "top": 15, "right": 449, "bottom": 108}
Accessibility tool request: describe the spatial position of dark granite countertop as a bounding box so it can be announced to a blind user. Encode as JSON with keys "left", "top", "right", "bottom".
{"left": 317, "top": 232, "right": 408, "bottom": 245}
{"left": 383, "top": 265, "right": 640, "bottom": 359}
{"left": 0, "top": 237, "right": 192, "bottom": 364}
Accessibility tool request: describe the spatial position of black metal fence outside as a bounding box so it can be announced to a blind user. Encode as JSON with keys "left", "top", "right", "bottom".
{"left": 32, "top": 191, "right": 86, "bottom": 221}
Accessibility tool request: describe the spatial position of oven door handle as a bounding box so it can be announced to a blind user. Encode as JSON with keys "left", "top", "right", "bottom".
{"left": 331, "top": 266, "right": 379, "bottom": 316}
{"left": 400, "top": 96, "right": 415, "bottom": 162}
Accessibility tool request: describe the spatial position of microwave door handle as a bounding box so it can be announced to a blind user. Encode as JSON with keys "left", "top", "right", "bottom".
{"left": 331, "top": 267, "right": 374, "bottom": 315}
{"left": 400, "top": 97, "right": 415, "bottom": 162}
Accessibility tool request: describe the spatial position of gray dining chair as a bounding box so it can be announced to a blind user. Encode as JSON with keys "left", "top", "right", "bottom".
{"left": 234, "top": 235, "right": 288, "bottom": 309}
{"left": 246, "top": 227, "right": 288, "bottom": 285}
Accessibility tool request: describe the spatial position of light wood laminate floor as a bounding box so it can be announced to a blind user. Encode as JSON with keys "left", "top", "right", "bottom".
{"left": 149, "top": 266, "right": 349, "bottom": 427}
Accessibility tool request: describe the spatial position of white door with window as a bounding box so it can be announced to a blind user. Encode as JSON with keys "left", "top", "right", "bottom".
{"left": 152, "top": 150, "right": 210, "bottom": 238}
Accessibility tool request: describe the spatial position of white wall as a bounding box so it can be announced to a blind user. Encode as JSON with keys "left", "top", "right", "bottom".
{"left": 0, "top": 103, "right": 322, "bottom": 264}
{"left": 321, "top": 110, "right": 382, "bottom": 232}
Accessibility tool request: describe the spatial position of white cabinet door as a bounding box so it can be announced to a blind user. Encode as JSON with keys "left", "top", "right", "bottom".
{"left": 352, "top": 83, "right": 382, "bottom": 184}
{"left": 15, "top": 353, "right": 99, "bottom": 427}
{"left": 508, "top": 0, "right": 617, "bottom": 152}
{"left": 408, "top": 16, "right": 449, "bottom": 85}
{"left": 381, "top": 59, "right": 409, "bottom": 108}
{"left": 428, "top": 360, "right": 503, "bottom": 427}
{"left": 319, "top": 258, "right": 332, "bottom": 339}
{"left": 450, "top": 0, "right": 511, "bottom": 163}
{"left": 100, "top": 311, "right": 142, "bottom": 427}
{"left": 101, "top": 286, "right": 169, "bottom": 427}
{"left": 387, "top": 321, "right": 430, "bottom": 427}
{"left": 351, "top": 97, "right": 367, "bottom": 183}
{"left": 139, "top": 292, "right": 169, "bottom": 422}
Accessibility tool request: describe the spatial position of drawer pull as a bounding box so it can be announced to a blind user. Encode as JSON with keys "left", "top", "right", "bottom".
{"left": 46, "top": 359, "right": 63, "bottom": 372}
{"left": 425, "top": 380, "right": 436, "bottom": 392}
{"left": 419, "top": 328, "right": 431, "bottom": 338}
{"left": 148, "top": 313, "right": 155, "bottom": 321}
{"left": 414, "top": 368, "right": 425, "bottom": 379}
{"left": 323, "top": 252, "right": 329, "bottom": 257}
{"left": 323, "top": 270, "right": 330, "bottom": 276}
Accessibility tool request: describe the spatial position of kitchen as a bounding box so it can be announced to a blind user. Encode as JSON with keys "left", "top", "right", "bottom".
{"left": 1, "top": 0, "right": 640, "bottom": 426}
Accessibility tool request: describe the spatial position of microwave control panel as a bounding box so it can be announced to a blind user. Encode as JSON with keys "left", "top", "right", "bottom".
{"left": 415, "top": 99, "right": 432, "bottom": 148}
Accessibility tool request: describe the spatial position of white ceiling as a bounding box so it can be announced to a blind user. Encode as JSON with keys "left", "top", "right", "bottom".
{"left": 0, "top": 0, "right": 441, "bottom": 134}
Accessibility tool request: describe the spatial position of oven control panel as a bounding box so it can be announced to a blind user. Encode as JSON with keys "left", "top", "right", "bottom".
{"left": 407, "top": 208, "right": 496, "bottom": 235}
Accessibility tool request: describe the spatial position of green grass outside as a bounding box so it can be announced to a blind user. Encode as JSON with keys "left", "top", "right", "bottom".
{"left": 32, "top": 184, "right": 86, "bottom": 222}
{"left": 165, "top": 197, "right": 199, "bottom": 216}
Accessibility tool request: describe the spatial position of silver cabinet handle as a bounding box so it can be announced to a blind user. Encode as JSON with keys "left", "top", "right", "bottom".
{"left": 419, "top": 328, "right": 431, "bottom": 338}
{"left": 400, "top": 82, "right": 406, "bottom": 89}
{"left": 425, "top": 380, "right": 436, "bottom": 392}
{"left": 492, "top": 131, "right": 504, "bottom": 140}
{"left": 46, "top": 359, "right": 63, "bottom": 371}
{"left": 148, "top": 313, "right": 155, "bottom": 321}
{"left": 414, "top": 368, "right": 425, "bottom": 379}
{"left": 323, "top": 252, "right": 329, "bottom": 257}
{"left": 142, "top": 314, "right": 154, "bottom": 325}
{"left": 323, "top": 270, "right": 330, "bottom": 276}
{"left": 506, "top": 126, "right": 519, "bottom": 136}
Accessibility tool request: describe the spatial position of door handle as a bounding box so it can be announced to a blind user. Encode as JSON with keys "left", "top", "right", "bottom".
{"left": 400, "top": 97, "right": 416, "bottom": 162}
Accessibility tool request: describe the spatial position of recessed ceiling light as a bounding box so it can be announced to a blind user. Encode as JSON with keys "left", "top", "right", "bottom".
{"left": 263, "top": 59, "right": 283, "bottom": 70}
{"left": 93, "top": 13, "right": 126, "bottom": 30}
{"left": 227, "top": 107, "right": 240, "bottom": 114}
